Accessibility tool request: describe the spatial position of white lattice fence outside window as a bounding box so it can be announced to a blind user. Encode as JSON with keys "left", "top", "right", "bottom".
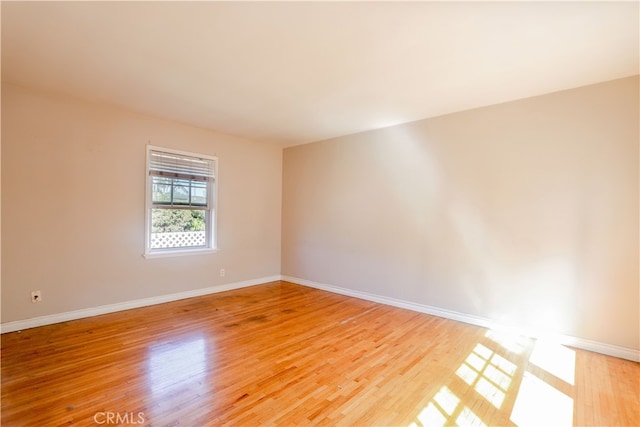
{"left": 151, "top": 231, "right": 206, "bottom": 249}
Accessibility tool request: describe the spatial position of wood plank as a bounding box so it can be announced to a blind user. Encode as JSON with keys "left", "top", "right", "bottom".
{"left": 1, "top": 281, "right": 638, "bottom": 426}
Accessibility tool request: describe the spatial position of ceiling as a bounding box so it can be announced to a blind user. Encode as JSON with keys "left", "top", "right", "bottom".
{"left": 2, "top": 1, "right": 638, "bottom": 146}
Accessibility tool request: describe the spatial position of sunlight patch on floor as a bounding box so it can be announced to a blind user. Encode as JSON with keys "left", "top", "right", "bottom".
{"left": 433, "top": 386, "right": 460, "bottom": 415}
{"left": 410, "top": 386, "right": 486, "bottom": 427}
{"left": 409, "top": 403, "right": 447, "bottom": 426}
{"left": 454, "top": 343, "right": 514, "bottom": 409}
{"left": 413, "top": 386, "right": 459, "bottom": 426}
{"left": 456, "top": 406, "right": 487, "bottom": 427}
{"left": 529, "top": 340, "right": 576, "bottom": 385}
{"left": 410, "top": 329, "right": 577, "bottom": 427}
{"left": 510, "top": 371, "right": 573, "bottom": 426}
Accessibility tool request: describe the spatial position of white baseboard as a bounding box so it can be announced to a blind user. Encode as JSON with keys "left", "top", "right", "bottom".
{"left": 4, "top": 274, "right": 638, "bottom": 362}
{"left": 282, "top": 275, "right": 640, "bottom": 362}
{"left": 0, "top": 276, "right": 281, "bottom": 334}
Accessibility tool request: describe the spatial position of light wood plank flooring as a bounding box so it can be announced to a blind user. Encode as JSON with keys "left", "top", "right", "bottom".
{"left": 2, "top": 281, "right": 638, "bottom": 426}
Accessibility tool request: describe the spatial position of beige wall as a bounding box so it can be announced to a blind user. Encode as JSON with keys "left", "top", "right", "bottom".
{"left": 1, "top": 83, "right": 282, "bottom": 323}
{"left": 3, "top": 76, "right": 638, "bottom": 352}
{"left": 282, "top": 76, "right": 639, "bottom": 350}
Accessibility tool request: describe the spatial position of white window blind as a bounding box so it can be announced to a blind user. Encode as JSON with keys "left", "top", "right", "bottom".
{"left": 149, "top": 150, "right": 214, "bottom": 182}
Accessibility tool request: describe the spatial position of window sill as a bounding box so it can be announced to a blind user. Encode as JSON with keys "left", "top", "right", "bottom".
{"left": 143, "top": 247, "right": 218, "bottom": 259}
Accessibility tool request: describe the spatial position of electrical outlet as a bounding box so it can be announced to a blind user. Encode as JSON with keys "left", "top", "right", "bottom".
{"left": 31, "top": 290, "right": 42, "bottom": 303}
{"left": 220, "top": 268, "right": 225, "bottom": 277}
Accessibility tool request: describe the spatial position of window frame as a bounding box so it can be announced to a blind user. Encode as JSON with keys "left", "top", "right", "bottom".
{"left": 144, "top": 145, "right": 218, "bottom": 259}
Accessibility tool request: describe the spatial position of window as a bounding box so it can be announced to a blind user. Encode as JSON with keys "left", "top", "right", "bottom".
{"left": 145, "top": 146, "right": 217, "bottom": 257}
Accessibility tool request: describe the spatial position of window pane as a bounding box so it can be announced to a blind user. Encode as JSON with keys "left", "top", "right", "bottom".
{"left": 150, "top": 208, "right": 207, "bottom": 249}
{"left": 191, "top": 181, "right": 208, "bottom": 206}
{"left": 152, "top": 176, "right": 172, "bottom": 204}
{"left": 172, "top": 179, "right": 191, "bottom": 205}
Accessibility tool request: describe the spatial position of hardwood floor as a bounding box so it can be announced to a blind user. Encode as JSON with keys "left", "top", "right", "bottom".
{"left": 1, "top": 281, "right": 638, "bottom": 426}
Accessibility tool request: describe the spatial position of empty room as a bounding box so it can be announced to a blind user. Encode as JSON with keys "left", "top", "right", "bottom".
{"left": 1, "top": 1, "right": 638, "bottom": 426}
